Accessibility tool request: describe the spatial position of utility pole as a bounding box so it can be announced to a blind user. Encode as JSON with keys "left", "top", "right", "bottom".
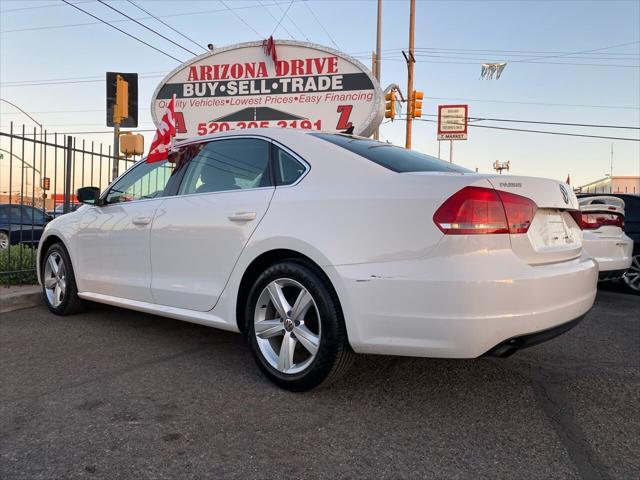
{"left": 374, "top": 0, "right": 382, "bottom": 140}
{"left": 111, "top": 74, "right": 129, "bottom": 181}
{"left": 610, "top": 143, "right": 614, "bottom": 178}
{"left": 405, "top": 0, "right": 415, "bottom": 149}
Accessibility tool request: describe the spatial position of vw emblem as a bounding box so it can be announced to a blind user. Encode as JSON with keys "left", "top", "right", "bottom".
{"left": 559, "top": 184, "right": 569, "bottom": 204}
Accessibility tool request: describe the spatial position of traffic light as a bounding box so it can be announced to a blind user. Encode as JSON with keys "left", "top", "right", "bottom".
{"left": 411, "top": 90, "right": 424, "bottom": 118}
{"left": 384, "top": 91, "right": 396, "bottom": 119}
{"left": 106, "top": 72, "right": 138, "bottom": 127}
{"left": 114, "top": 75, "right": 129, "bottom": 124}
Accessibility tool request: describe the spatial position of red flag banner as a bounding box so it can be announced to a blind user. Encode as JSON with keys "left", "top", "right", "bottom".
{"left": 147, "top": 95, "right": 176, "bottom": 163}
{"left": 262, "top": 35, "right": 277, "bottom": 64}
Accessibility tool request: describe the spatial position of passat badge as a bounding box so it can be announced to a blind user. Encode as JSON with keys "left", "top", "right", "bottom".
{"left": 559, "top": 184, "right": 569, "bottom": 204}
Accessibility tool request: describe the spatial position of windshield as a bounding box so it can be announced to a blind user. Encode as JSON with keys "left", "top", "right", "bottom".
{"left": 311, "top": 133, "right": 472, "bottom": 174}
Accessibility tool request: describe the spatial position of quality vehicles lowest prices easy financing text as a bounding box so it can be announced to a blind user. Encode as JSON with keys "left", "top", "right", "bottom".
{"left": 37, "top": 129, "right": 598, "bottom": 390}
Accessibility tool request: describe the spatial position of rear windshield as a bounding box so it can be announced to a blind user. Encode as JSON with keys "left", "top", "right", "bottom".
{"left": 311, "top": 133, "right": 471, "bottom": 173}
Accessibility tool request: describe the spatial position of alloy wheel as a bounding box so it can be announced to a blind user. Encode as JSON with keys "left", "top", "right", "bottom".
{"left": 623, "top": 255, "right": 640, "bottom": 291}
{"left": 0, "top": 231, "right": 8, "bottom": 250}
{"left": 43, "top": 251, "right": 66, "bottom": 308}
{"left": 254, "top": 278, "right": 321, "bottom": 374}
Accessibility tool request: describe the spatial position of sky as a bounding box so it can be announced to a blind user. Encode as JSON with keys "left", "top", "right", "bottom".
{"left": 1, "top": 0, "right": 639, "bottom": 188}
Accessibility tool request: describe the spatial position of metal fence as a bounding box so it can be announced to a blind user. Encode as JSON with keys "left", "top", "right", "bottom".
{"left": 0, "top": 122, "right": 138, "bottom": 286}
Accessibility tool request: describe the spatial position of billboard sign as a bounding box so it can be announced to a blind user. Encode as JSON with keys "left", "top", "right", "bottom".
{"left": 151, "top": 40, "right": 384, "bottom": 139}
{"left": 437, "top": 104, "right": 468, "bottom": 140}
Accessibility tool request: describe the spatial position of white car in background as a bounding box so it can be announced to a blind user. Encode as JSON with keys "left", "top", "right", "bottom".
{"left": 578, "top": 196, "right": 633, "bottom": 279}
{"left": 37, "top": 129, "right": 598, "bottom": 390}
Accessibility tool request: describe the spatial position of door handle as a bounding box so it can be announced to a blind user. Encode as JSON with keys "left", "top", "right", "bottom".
{"left": 228, "top": 212, "right": 257, "bottom": 222}
{"left": 132, "top": 216, "right": 151, "bottom": 226}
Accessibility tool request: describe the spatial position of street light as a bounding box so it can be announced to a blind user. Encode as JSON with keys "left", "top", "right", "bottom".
{"left": 0, "top": 97, "right": 46, "bottom": 203}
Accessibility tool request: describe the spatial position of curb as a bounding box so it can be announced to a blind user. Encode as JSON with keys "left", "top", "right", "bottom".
{"left": 0, "top": 286, "right": 43, "bottom": 314}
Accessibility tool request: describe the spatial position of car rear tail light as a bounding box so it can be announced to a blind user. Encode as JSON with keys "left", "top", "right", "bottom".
{"left": 569, "top": 211, "right": 583, "bottom": 230}
{"left": 433, "top": 186, "right": 537, "bottom": 235}
{"left": 579, "top": 212, "right": 624, "bottom": 230}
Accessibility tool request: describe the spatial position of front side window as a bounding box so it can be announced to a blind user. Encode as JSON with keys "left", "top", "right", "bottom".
{"left": 106, "top": 160, "right": 174, "bottom": 204}
{"left": 178, "top": 138, "right": 271, "bottom": 195}
{"left": 311, "top": 133, "right": 471, "bottom": 174}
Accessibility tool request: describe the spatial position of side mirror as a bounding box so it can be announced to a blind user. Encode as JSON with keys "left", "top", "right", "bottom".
{"left": 77, "top": 186, "right": 101, "bottom": 205}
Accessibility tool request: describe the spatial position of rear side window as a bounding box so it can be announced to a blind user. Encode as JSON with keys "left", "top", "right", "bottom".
{"left": 273, "top": 146, "right": 306, "bottom": 186}
{"left": 311, "top": 133, "right": 471, "bottom": 173}
{"left": 179, "top": 138, "right": 271, "bottom": 195}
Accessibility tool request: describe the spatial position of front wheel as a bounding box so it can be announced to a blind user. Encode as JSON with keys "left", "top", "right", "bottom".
{"left": 42, "top": 243, "right": 86, "bottom": 314}
{"left": 245, "top": 260, "right": 353, "bottom": 391}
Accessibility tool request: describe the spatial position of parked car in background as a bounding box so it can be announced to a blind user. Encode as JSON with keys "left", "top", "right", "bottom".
{"left": 0, "top": 204, "right": 52, "bottom": 250}
{"left": 577, "top": 193, "right": 639, "bottom": 293}
{"left": 46, "top": 203, "right": 80, "bottom": 218}
{"left": 577, "top": 196, "right": 633, "bottom": 280}
{"left": 37, "top": 130, "right": 597, "bottom": 390}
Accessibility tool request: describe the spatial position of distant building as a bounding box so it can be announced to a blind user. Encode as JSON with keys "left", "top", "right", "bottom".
{"left": 576, "top": 176, "right": 639, "bottom": 195}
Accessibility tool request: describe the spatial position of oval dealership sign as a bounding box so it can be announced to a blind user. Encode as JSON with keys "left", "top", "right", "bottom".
{"left": 151, "top": 40, "right": 384, "bottom": 139}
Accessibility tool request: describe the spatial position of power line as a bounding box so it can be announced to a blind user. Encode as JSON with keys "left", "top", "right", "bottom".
{"left": 418, "top": 114, "right": 639, "bottom": 130}
{"left": 271, "top": 0, "right": 295, "bottom": 37}
{"left": 303, "top": 0, "right": 341, "bottom": 50}
{"left": 60, "top": 0, "right": 184, "bottom": 63}
{"left": 414, "top": 118, "right": 639, "bottom": 142}
{"left": 413, "top": 47, "right": 639, "bottom": 57}
{"left": 219, "top": 0, "right": 264, "bottom": 37}
{"left": 257, "top": 0, "right": 295, "bottom": 39}
{"left": 95, "top": 0, "right": 199, "bottom": 56}
{"left": 273, "top": 0, "right": 310, "bottom": 42}
{"left": 2, "top": 1, "right": 292, "bottom": 34}
{"left": 0, "top": 0, "right": 93, "bottom": 13}
{"left": 1, "top": 71, "right": 167, "bottom": 88}
{"left": 126, "top": 0, "right": 208, "bottom": 52}
{"left": 351, "top": 52, "right": 639, "bottom": 68}
{"left": 421, "top": 95, "right": 639, "bottom": 110}
{"left": 511, "top": 40, "right": 640, "bottom": 63}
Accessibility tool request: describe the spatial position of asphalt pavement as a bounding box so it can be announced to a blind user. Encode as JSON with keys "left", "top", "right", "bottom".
{"left": 0, "top": 289, "right": 638, "bottom": 479}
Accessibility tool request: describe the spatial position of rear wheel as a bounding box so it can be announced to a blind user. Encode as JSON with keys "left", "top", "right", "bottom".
{"left": 0, "top": 231, "right": 9, "bottom": 250}
{"left": 245, "top": 260, "right": 353, "bottom": 391}
{"left": 42, "top": 243, "right": 85, "bottom": 314}
{"left": 622, "top": 254, "right": 640, "bottom": 294}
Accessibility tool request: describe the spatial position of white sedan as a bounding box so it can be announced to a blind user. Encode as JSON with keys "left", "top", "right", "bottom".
{"left": 578, "top": 195, "right": 633, "bottom": 279}
{"left": 37, "top": 129, "right": 597, "bottom": 390}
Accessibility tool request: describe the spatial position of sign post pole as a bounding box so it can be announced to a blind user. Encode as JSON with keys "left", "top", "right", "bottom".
{"left": 63, "top": 136, "right": 73, "bottom": 214}
{"left": 112, "top": 123, "right": 120, "bottom": 181}
{"left": 449, "top": 140, "right": 453, "bottom": 163}
{"left": 405, "top": 0, "right": 415, "bottom": 149}
{"left": 374, "top": 0, "right": 382, "bottom": 140}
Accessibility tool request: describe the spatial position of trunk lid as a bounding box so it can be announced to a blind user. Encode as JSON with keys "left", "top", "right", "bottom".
{"left": 485, "top": 175, "right": 582, "bottom": 265}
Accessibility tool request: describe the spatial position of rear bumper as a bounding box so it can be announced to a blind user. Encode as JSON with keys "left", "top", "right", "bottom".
{"left": 599, "top": 269, "right": 627, "bottom": 280}
{"left": 483, "top": 314, "right": 585, "bottom": 357}
{"left": 583, "top": 233, "right": 633, "bottom": 273}
{"left": 327, "top": 245, "right": 598, "bottom": 358}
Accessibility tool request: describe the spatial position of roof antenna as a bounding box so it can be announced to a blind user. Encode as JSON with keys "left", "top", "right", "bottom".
{"left": 343, "top": 125, "right": 355, "bottom": 135}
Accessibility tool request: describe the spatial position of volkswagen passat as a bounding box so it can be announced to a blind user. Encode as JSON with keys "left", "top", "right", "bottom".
{"left": 37, "top": 129, "right": 597, "bottom": 390}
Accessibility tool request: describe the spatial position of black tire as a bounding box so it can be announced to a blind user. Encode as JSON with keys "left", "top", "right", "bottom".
{"left": 621, "top": 254, "right": 640, "bottom": 295}
{"left": 245, "top": 260, "right": 353, "bottom": 391}
{"left": 41, "top": 243, "right": 86, "bottom": 315}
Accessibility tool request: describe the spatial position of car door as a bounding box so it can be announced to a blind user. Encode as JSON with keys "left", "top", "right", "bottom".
{"left": 74, "top": 159, "right": 177, "bottom": 302}
{"left": 21, "top": 205, "right": 47, "bottom": 245}
{"left": 149, "top": 137, "right": 275, "bottom": 311}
